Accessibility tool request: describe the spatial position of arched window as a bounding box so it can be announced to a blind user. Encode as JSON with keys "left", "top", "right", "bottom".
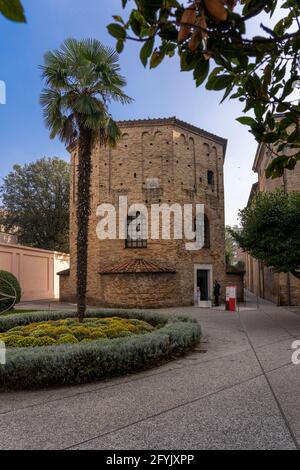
{"left": 125, "top": 211, "right": 147, "bottom": 249}
{"left": 207, "top": 170, "right": 214, "bottom": 186}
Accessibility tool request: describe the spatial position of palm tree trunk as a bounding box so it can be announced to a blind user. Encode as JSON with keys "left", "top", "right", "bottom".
{"left": 76, "top": 126, "right": 93, "bottom": 322}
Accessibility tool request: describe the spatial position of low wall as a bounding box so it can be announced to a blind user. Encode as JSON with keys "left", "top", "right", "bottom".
{"left": 0, "top": 243, "right": 69, "bottom": 301}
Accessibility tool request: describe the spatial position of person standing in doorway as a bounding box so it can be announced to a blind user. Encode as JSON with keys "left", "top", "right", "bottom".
{"left": 213, "top": 280, "right": 221, "bottom": 307}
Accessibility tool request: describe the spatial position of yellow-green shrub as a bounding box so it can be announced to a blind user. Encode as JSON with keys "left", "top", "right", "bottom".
{"left": 0, "top": 316, "right": 154, "bottom": 348}
{"left": 88, "top": 329, "right": 107, "bottom": 339}
{"left": 35, "top": 336, "right": 56, "bottom": 347}
{"left": 0, "top": 310, "right": 201, "bottom": 390}
{"left": 56, "top": 334, "right": 79, "bottom": 345}
{"left": 1, "top": 335, "right": 24, "bottom": 348}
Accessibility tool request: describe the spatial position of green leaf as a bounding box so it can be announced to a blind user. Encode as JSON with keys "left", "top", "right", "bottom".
{"left": 158, "top": 23, "right": 178, "bottom": 41}
{"left": 220, "top": 84, "right": 234, "bottom": 104}
{"left": 274, "top": 65, "right": 286, "bottom": 83}
{"left": 276, "top": 102, "right": 290, "bottom": 113}
{"left": 150, "top": 49, "right": 165, "bottom": 69}
{"left": 107, "top": 23, "right": 126, "bottom": 40}
{"left": 112, "top": 15, "right": 125, "bottom": 24}
{"left": 193, "top": 59, "right": 210, "bottom": 87}
{"left": 262, "top": 132, "right": 279, "bottom": 143}
{"left": 0, "top": 0, "right": 26, "bottom": 22}
{"left": 236, "top": 116, "right": 256, "bottom": 126}
{"left": 140, "top": 37, "right": 155, "bottom": 67}
{"left": 180, "top": 51, "right": 197, "bottom": 72}
{"left": 116, "top": 39, "right": 124, "bottom": 54}
{"left": 206, "top": 75, "right": 232, "bottom": 91}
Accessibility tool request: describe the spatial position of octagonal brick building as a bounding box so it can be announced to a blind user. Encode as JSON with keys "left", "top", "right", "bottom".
{"left": 59, "top": 117, "right": 227, "bottom": 308}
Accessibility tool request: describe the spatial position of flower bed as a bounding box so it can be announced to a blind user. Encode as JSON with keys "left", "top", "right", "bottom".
{"left": 0, "top": 317, "right": 154, "bottom": 348}
{"left": 0, "top": 310, "right": 201, "bottom": 391}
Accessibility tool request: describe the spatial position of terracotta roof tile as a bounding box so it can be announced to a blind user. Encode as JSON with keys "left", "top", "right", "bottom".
{"left": 100, "top": 259, "right": 176, "bottom": 275}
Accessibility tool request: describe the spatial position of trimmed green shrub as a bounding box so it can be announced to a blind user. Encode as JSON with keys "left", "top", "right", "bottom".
{"left": 0, "top": 309, "right": 169, "bottom": 332}
{"left": 56, "top": 334, "right": 79, "bottom": 345}
{"left": 0, "top": 270, "right": 22, "bottom": 312}
{"left": 0, "top": 317, "right": 154, "bottom": 347}
{"left": 0, "top": 310, "right": 201, "bottom": 390}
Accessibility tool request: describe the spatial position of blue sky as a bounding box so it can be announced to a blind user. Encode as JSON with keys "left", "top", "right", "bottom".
{"left": 0, "top": 0, "right": 261, "bottom": 225}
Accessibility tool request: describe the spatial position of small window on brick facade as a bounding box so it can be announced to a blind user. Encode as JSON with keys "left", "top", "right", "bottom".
{"left": 207, "top": 170, "right": 214, "bottom": 186}
{"left": 126, "top": 212, "right": 147, "bottom": 249}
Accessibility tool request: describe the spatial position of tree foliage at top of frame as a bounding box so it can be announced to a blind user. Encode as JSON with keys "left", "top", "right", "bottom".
{"left": 108, "top": 0, "right": 300, "bottom": 178}
{"left": 0, "top": 0, "right": 26, "bottom": 23}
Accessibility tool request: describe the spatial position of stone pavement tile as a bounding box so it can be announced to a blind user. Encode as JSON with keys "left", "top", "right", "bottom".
{"left": 0, "top": 349, "right": 261, "bottom": 450}
{"left": 197, "top": 316, "right": 242, "bottom": 332}
{"left": 239, "top": 310, "right": 293, "bottom": 348}
{"left": 261, "top": 309, "right": 300, "bottom": 337}
{"left": 267, "top": 364, "right": 300, "bottom": 447}
{"left": 255, "top": 337, "right": 296, "bottom": 372}
{"left": 0, "top": 337, "right": 249, "bottom": 416}
{"left": 200, "top": 327, "right": 246, "bottom": 346}
{"left": 0, "top": 309, "right": 248, "bottom": 415}
{"left": 264, "top": 316, "right": 300, "bottom": 337}
{"left": 0, "top": 373, "right": 145, "bottom": 415}
{"left": 73, "top": 376, "right": 296, "bottom": 450}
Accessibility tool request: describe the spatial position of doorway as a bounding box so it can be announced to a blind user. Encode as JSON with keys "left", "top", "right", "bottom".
{"left": 197, "top": 270, "right": 209, "bottom": 301}
{"left": 194, "top": 264, "right": 213, "bottom": 307}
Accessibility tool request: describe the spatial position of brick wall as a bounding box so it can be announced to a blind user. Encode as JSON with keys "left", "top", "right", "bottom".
{"left": 61, "top": 118, "right": 227, "bottom": 307}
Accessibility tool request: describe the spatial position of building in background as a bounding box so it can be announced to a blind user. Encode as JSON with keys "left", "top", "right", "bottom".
{"left": 244, "top": 143, "right": 300, "bottom": 305}
{"left": 0, "top": 232, "right": 18, "bottom": 245}
{"left": 0, "top": 210, "right": 18, "bottom": 244}
{"left": 60, "top": 117, "right": 227, "bottom": 308}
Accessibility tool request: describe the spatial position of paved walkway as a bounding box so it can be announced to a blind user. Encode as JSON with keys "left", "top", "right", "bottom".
{"left": 1, "top": 293, "right": 300, "bottom": 450}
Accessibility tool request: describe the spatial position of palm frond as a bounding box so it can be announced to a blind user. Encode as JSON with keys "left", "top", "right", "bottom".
{"left": 40, "top": 38, "right": 132, "bottom": 147}
{"left": 105, "top": 117, "right": 122, "bottom": 147}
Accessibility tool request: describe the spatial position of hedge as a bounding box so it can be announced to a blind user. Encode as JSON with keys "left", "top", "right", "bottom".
{"left": 0, "top": 317, "right": 155, "bottom": 347}
{"left": 0, "top": 270, "right": 22, "bottom": 312}
{"left": 0, "top": 310, "right": 201, "bottom": 390}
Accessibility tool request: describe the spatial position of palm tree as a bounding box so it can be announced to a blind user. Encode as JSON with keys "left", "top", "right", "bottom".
{"left": 40, "top": 38, "right": 132, "bottom": 321}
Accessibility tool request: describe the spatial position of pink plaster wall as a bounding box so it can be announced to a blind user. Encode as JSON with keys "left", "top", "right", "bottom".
{"left": 0, "top": 243, "right": 69, "bottom": 300}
